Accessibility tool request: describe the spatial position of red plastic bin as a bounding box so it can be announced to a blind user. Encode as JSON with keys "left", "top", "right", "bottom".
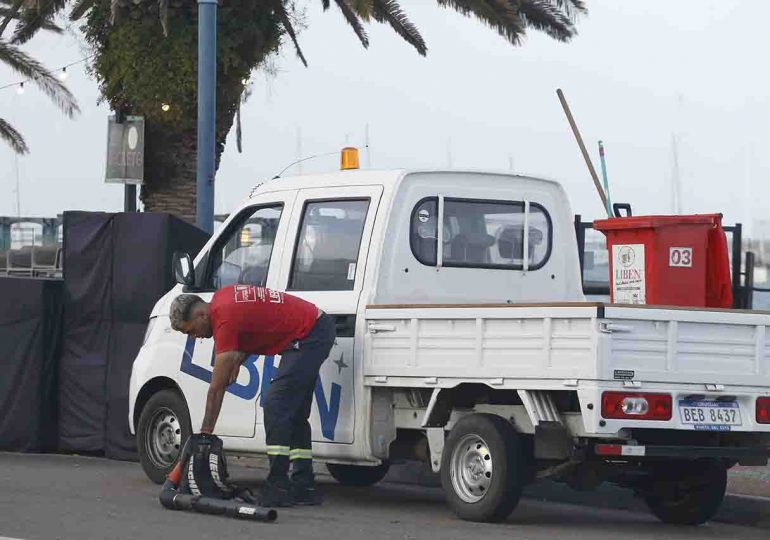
{"left": 592, "top": 214, "right": 732, "bottom": 308}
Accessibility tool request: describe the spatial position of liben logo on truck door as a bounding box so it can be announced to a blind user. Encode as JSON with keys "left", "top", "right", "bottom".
{"left": 179, "top": 336, "right": 342, "bottom": 440}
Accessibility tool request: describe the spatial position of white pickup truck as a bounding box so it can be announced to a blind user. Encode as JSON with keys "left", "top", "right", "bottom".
{"left": 129, "top": 156, "right": 770, "bottom": 525}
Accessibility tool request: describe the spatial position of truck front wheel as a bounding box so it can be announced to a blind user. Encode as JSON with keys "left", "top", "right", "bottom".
{"left": 326, "top": 462, "right": 390, "bottom": 486}
{"left": 440, "top": 414, "right": 525, "bottom": 523}
{"left": 644, "top": 460, "right": 727, "bottom": 526}
{"left": 136, "top": 389, "right": 192, "bottom": 484}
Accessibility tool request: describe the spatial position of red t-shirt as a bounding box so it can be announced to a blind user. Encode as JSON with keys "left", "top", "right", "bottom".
{"left": 210, "top": 285, "right": 319, "bottom": 355}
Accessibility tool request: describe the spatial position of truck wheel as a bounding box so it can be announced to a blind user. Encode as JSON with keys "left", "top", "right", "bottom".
{"left": 326, "top": 462, "right": 390, "bottom": 486}
{"left": 644, "top": 460, "right": 727, "bottom": 525}
{"left": 440, "top": 414, "right": 524, "bottom": 523}
{"left": 136, "top": 389, "right": 192, "bottom": 484}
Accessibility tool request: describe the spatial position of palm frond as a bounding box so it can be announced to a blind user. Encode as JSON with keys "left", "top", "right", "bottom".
{"left": 372, "top": 0, "right": 426, "bottom": 56}
{"left": 0, "top": 0, "right": 24, "bottom": 38}
{"left": 69, "top": 0, "right": 94, "bottom": 20}
{"left": 351, "top": 0, "right": 373, "bottom": 20}
{"left": 436, "top": 0, "right": 525, "bottom": 46}
{"left": 0, "top": 39, "right": 80, "bottom": 117}
{"left": 517, "top": 0, "right": 575, "bottom": 42}
{"left": 0, "top": 118, "right": 29, "bottom": 154}
{"left": 158, "top": 0, "right": 168, "bottom": 36}
{"left": 0, "top": 7, "right": 62, "bottom": 32}
{"left": 276, "top": 2, "right": 308, "bottom": 67}
{"left": 10, "top": 0, "right": 68, "bottom": 43}
{"left": 551, "top": 0, "right": 586, "bottom": 21}
{"left": 332, "top": 0, "right": 369, "bottom": 48}
{"left": 110, "top": 0, "right": 119, "bottom": 25}
{"left": 235, "top": 99, "right": 242, "bottom": 153}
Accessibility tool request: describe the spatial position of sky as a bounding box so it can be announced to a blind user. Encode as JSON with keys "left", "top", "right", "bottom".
{"left": 1, "top": 1, "right": 769, "bottom": 237}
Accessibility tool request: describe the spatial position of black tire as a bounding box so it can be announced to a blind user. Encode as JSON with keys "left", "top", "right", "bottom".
{"left": 136, "top": 389, "right": 192, "bottom": 484}
{"left": 326, "top": 462, "right": 390, "bottom": 486}
{"left": 440, "top": 414, "right": 525, "bottom": 523}
{"left": 644, "top": 460, "right": 727, "bottom": 526}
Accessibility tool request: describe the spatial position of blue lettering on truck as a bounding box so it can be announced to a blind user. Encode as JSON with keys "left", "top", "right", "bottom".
{"left": 180, "top": 336, "right": 341, "bottom": 440}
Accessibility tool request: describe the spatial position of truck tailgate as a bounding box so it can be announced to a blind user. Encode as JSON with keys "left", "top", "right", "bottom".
{"left": 601, "top": 306, "right": 770, "bottom": 387}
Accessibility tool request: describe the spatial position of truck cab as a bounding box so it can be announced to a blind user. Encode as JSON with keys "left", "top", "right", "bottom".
{"left": 129, "top": 158, "right": 770, "bottom": 525}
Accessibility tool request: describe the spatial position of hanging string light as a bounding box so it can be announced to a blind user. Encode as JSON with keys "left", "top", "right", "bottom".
{"left": 0, "top": 53, "right": 95, "bottom": 94}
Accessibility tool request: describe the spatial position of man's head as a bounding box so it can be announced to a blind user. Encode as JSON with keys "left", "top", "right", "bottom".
{"left": 169, "top": 294, "right": 212, "bottom": 339}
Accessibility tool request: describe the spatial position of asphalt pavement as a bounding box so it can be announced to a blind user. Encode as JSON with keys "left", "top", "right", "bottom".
{"left": 1, "top": 452, "right": 768, "bottom": 540}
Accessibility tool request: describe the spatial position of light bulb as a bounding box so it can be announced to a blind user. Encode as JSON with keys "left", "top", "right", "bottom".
{"left": 161, "top": 103, "right": 171, "bottom": 112}
{"left": 58, "top": 68, "right": 68, "bottom": 82}
{"left": 17, "top": 83, "right": 25, "bottom": 95}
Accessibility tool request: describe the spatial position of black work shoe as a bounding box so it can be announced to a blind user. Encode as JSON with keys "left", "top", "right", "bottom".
{"left": 259, "top": 479, "right": 294, "bottom": 508}
{"left": 290, "top": 482, "right": 323, "bottom": 506}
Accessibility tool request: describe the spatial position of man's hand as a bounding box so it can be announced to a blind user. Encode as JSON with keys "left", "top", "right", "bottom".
{"left": 200, "top": 351, "right": 247, "bottom": 434}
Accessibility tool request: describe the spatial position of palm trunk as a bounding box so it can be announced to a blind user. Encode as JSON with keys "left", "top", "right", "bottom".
{"left": 139, "top": 85, "right": 240, "bottom": 224}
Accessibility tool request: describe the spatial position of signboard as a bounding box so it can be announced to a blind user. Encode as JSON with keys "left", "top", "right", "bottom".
{"left": 105, "top": 115, "right": 144, "bottom": 185}
{"left": 612, "top": 244, "right": 646, "bottom": 304}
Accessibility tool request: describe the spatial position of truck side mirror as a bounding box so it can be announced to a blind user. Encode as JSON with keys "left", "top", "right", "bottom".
{"left": 172, "top": 251, "right": 195, "bottom": 288}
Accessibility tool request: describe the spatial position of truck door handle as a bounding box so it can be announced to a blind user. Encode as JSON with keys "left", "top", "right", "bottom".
{"left": 368, "top": 323, "right": 396, "bottom": 334}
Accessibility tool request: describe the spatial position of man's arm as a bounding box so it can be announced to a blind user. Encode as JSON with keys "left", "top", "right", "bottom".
{"left": 200, "top": 351, "right": 247, "bottom": 434}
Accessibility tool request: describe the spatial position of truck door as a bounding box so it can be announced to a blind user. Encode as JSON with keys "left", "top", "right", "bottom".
{"left": 178, "top": 192, "right": 295, "bottom": 437}
{"left": 263, "top": 185, "right": 383, "bottom": 445}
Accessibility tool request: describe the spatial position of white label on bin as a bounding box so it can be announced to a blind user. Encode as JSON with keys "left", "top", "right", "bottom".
{"left": 612, "top": 244, "right": 646, "bottom": 304}
{"left": 669, "top": 247, "right": 693, "bottom": 268}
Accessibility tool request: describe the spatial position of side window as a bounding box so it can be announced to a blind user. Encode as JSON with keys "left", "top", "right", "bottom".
{"left": 210, "top": 205, "right": 282, "bottom": 289}
{"left": 289, "top": 199, "right": 370, "bottom": 291}
{"left": 410, "top": 198, "right": 552, "bottom": 270}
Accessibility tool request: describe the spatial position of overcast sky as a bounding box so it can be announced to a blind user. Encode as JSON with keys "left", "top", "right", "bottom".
{"left": 1, "top": 1, "right": 768, "bottom": 236}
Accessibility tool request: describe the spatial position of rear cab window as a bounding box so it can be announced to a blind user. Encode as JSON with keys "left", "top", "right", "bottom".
{"left": 410, "top": 197, "right": 552, "bottom": 270}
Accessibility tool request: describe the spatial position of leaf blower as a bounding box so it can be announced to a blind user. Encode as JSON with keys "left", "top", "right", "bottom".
{"left": 159, "top": 433, "right": 277, "bottom": 522}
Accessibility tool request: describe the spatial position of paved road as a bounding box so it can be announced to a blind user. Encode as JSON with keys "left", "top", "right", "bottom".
{"left": 0, "top": 452, "right": 767, "bottom": 540}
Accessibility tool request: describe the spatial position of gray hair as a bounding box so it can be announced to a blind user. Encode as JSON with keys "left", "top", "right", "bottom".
{"left": 169, "top": 294, "right": 205, "bottom": 332}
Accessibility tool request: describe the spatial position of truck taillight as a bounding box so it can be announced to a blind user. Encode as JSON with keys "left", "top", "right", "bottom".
{"left": 601, "top": 392, "right": 672, "bottom": 421}
{"left": 757, "top": 398, "right": 770, "bottom": 424}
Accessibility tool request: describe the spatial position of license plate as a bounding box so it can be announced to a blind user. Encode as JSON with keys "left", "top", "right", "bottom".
{"left": 679, "top": 400, "right": 742, "bottom": 431}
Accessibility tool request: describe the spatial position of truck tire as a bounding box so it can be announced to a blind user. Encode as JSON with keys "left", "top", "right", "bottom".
{"left": 644, "top": 460, "right": 727, "bottom": 526}
{"left": 137, "top": 389, "right": 192, "bottom": 484}
{"left": 440, "top": 414, "right": 524, "bottom": 523}
{"left": 326, "top": 462, "right": 390, "bottom": 486}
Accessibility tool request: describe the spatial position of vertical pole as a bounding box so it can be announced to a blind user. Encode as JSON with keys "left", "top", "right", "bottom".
{"left": 731, "top": 224, "right": 743, "bottom": 308}
{"left": 598, "top": 141, "right": 612, "bottom": 217}
{"left": 196, "top": 0, "right": 217, "bottom": 234}
{"left": 0, "top": 219, "right": 10, "bottom": 251}
{"left": 124, "top": 184, "right": 137, "bottom": 212}
{"left": 745, "top": 250, "right": 756, "bottom": 310}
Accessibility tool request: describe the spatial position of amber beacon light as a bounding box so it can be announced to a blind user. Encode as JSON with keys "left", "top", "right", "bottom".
{"left": 341, "top": 147, "right": 360, "bottom": 170}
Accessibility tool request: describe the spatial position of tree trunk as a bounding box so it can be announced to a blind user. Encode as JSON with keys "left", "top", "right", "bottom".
{"left": 139, "top": 92, "right": 239, "bottom": 225}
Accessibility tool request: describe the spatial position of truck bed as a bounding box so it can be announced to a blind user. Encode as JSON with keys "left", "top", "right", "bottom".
{"left": 363, "top": 303, "right": 770, "bottom": 388}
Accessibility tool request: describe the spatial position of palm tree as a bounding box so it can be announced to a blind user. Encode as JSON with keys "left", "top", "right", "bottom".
{"left": 0, "top": 9, "right": 79, "bottom": 154}
{"left": 2, "top": 0, "right": 585, "bottom": 222}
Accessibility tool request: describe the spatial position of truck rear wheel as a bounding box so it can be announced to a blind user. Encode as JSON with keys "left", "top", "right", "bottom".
{"left": 326, "top": 462, "right": 390, "bottom": 486}
{"left": 440, "top": 414, "right": 524, "bottom": 523}
{"left": 644, "top": 460, "right": 727, "bottom": 525}
{"left": 136, "top": 389, "right": 192, "bottom": 484}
